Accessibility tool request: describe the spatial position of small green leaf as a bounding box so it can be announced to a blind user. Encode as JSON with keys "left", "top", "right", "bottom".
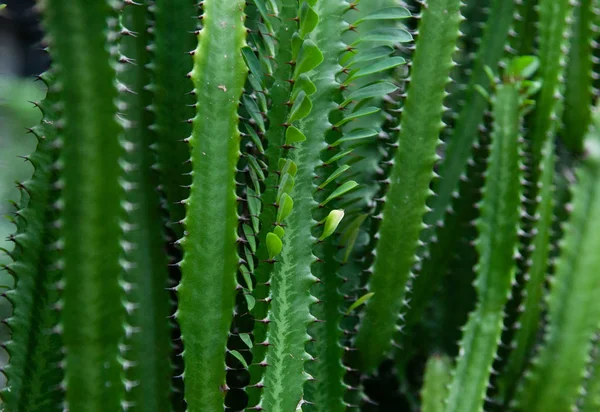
{"left": 318, "top": 165, "right": 350, "bottom": 189}
{"left": 266, "top": 232, "right": 283, "bottom": 260}
{"left": 340, "top": 214, "right": 368, "bottom": 262}
{"left": 345, "top": 45, "right": 394, "bottom": 67}
{"left": 253, "top": 0, "right": 273, "bottom": 30}
{"left": 276, "top": 173, "right": 295, "bottom": 203}
{"left": 319, "top": 210, "right": 345, "bottom": 240}
{"left": 240, "top": 265, "right": 253, "bottom": 292}
{"left": 342, "top": 82, "right": 398, "bottom": 107}
{"left": 230, "top": 350, "right": 249, "bottom": 369}
{"left": 346, "top": 57, "right": 406, "bottom": 82}
{"left": 241, "top": 47, "right": 264, "bottom": 85}
{"left": 323, "top": 149, "right": 354, "bottom": 166}
{"left": 291, "top": 32, "right": 303, "bottom": 60}
{"left": 243, "top": 224, "right": 256, "bottom": 253}
{"left": 273, "top": 226, "right": 285, "bottom": 239}
{"left": 299, "top": 1, "right": 319, "bottom": 37}
{"left": 320, "top": 181, "right": 359, "bottom": 206}
{"left": 293, "top": 40, "right": 324, "bottom": 79}
{"left": 506, "top": 55, "right": 540, "bottom": 81}
{"left": 331, "top": 128, "right": 378, "bottom": 147}
{"left": 291, "top": 74, "right": 317, "bottom": 99}
{"left": 244, "top": 124, "right": 265, "bottom": 153}
{"left": 346, "top": 292, "right": 375, "bottom": 314}
{"left": 245, "top": 294, "right": 256, "bottom": 311}
{"left": 278, "top": 159, "right": 298, "bottom": 177}
{"left": 239, "top": 333, "right": 253, "bottom": 349}
{"left": 335, "top": 106, "right": 380, "bottom": 127}
{"left": 355, "top": 27, "right": 413, "bottom": 45}
{"left": 244, "top": 247, "right": 254, "bottom": 272}
{"left": 355, "top": 6, "right": 411, "bottom": 24}
{"left": 285, "top": 126, "right": 307, "bottom": 145}
{"left": 247, "top": 155, "right": 265, "bottom": 181}
{"left": 277, "top": 193, "right": 294, "bottom": 223}
{"left": 288, "top": 91, "right": 313, "bottom": 124}
{"left": 243, "top": 95, "right": 266, "bottom": 132}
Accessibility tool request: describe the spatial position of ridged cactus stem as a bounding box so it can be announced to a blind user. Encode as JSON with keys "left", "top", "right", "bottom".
{"left": 515, "top": 108, "right": 600, "bottom": 412}
{"left": 421, "top": 355, "right": 452, "bottom": 412}
{"left": 118, "top": 2, "right": 172, "bottom": 410}
{"left": 562, "top": 0, "right": 595, "bottom": 154}
{"left": 38, "top": 0, "right": 127, "bottom": 409}
{"left": 356, "top": 0, "right": 462, "bottom": 370}
{"left": 528, "top": 0, "right": 572, "bottom": 164}
{"left": 444, "top": 77, "right": 526, "bottom": 412}
{"left": 497, "top": 137, "right": 556, "bottom": 404}
{"left": 582, "top": 338, "right": 600, "bottom": 412}
{"left": 511, "top": 0, "right": 539, "bottom": 55}
{"left": 177, "top": 1, "right": 248, "bottom": 410}
{"left": 1, "top": 77, "right": 64, "bottom": 411}
{"left": 257, "top": 0, "right": 350, "bottom": 409}
{"left": 247, "top": 1, "right": 298, "bottom": 406}
{"left": 149, "top": 0, "right": 195, "bottom": 236}
{"left": 406, "top": 0, "right": 515, "bottom": 352}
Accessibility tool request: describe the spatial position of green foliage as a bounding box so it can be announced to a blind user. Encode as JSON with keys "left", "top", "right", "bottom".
{"left": 1, "top": 0, "right": 599, "bottom": 411}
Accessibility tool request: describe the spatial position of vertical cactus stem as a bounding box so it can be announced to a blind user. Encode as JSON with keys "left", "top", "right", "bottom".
{"left": 497, "top": 137, "right": 556, "bottom": 404}
{"left": 305, "top": 239, "right": 346, "bottom": 412}
{"left": 562, "top": 0, "right": 595, "bottom": 154}
{"left": 39, "top": 0, "right": 127, "bottom": 409}
{"left": 118, "top": 1, "right": 172, "bottom": 411}
{"left": 511, "top": 0, "right": 539, "bottom": 55}
{"left": 421, "top": 355, "right": 452, "bottom": 412}
{"left": 150, "top": 0, "right": 196, "bottom": 237}
{"left": 445, "top": 80, "right": 524, "bottom": 412}
{"left": 528, "top": 0, "right": 573, "bottom": 164}
{"left": 404, "top": 0, "right": 515, "bottom": 360}
{"left": 355, "top": 0, "right": 462, "bottom": 371}
{"left": 257, "top": 1, "right": 348, "bottom": 410}
{"left": 515, "top": 109, "right": 600, "bottom": 412}
{"left": 581, "top": 337, "right": 600, "bottom": 412}
{"left": 246, "top": 1, "right": 299, "bottom": 406}
{"left": 423, "top": 0, "right": 515, "bottom": 235}
{"left": 1, "top": 79, "right": 65, "bottom": 411}
{"left": 177, "top": 1, "right": 248, "bottom": 410}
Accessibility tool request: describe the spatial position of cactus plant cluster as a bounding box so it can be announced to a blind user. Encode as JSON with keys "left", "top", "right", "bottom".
{"left": 1, "top": 0, "right": 600, "bottom": 411}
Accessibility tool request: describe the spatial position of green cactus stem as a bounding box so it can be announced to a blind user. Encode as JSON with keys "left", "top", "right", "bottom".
{"left": 355, "top": 0, "right": 462, "bottom": 371}
{"left": 148, "top": 0, "right": 195, "bottom": 236}
{"left": 1, "top": 75, "right": 64, "bottom": 411}
{"left": 562, "top": 0, "right": 595, "bottom": 154}
{"left": 421, "top": 355, "right": 452, "bottom": 412}
{"left": 118, "top": 2, "right": 172, "bottom": 410}
{"left": 177, "top": 1, "right": 248, "bottom": 410}
{"left": 34, "top": 0, "right": 128, "bottom": 409}
{"left": 515, "top": 108, "right": 600, "bottom": 412}
{"left": 445, "top": 60, "right": 533, "bottom": 411}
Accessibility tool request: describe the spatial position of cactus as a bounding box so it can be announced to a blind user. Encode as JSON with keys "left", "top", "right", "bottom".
{"left": 1, "top": 0, "right": 599, "bottom": 411}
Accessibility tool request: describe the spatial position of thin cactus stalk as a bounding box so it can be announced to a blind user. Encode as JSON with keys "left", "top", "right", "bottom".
{"left": 34, "top": 1, "right": 127, "bottom": 410}
{"left": 177, "top": 1, "right": 248, "bottom": 410}
{"left": 421, "top": 355, "right": 452, "bottom": 412}
{"left": 355, "top": 0, "right": 462, "bottom": 370}
{"left": 515, "top": 108, "right": 600, "bottom": 412}
{"left": 444, "top": 58, "right": 536, "bottom": 412}
{"left": 118, "top": 2, "right": 172, "bottom": 410}
{"left": 562, "top": 0, "right": 596, "bottom": 154}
